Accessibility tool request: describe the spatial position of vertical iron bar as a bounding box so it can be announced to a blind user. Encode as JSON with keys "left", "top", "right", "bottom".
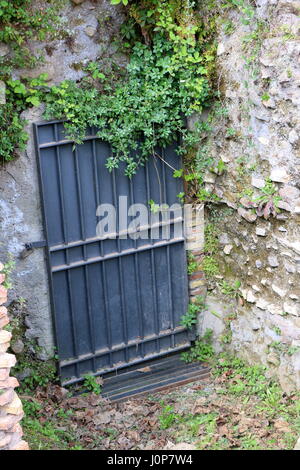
{"left": 150, "top": 247, "right": 160, "bottom": 353}
{"left": 166, "top": 245, "right": 175, "bottom": 347}
{"left": 118, "top": 257, "right": 129, "bottom": 362}
{"left": 130, "top": 178, "right": 144, "bottom": 358}
{"left": 92, "top": 140, "right": 100, "bottom": 211}
{"left": 84, "top": 265, "right": 96, "bottom": 373}
{"left": 54, "top": 124, "right": 69, "bottom": 265}
{"left": 112, "top": 170, "right": 129, "bottom": 363}
{"left": 74, "top": 146, "right": 87, "bottom": 261}
{"left": 145, "top": 162, "right": 159, "bottom": 352}
{"left": 101, "top": 260, "right": 113, "bottom": 368}
{"left": 67, "top": 270, "right": 79, "bottom": 378}
{"left": 145, "top": 162, "right": 153, "bottom": 245}
{"left": 161, "top": 148, "right": 167, "bottom": 207}
{"left": 95, "top": 141, "right": 113, "bottom": 368}
{"left": 162, "top": 150, "right": 175, "bottom": 347}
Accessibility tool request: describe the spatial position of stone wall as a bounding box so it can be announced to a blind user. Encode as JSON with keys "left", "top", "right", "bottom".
{"left": 0, "top": 263, "right": 28, "bottom": 450}
{"left": 198, "top": 0, "right": 300, "bottom": 392}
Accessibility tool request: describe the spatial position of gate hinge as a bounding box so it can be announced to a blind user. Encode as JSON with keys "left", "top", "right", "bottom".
{"left": 25, "top": 240, "right": 47, "bottom": 250}
{"left": 20, "top": 241, "right": 47, "bottom": 259}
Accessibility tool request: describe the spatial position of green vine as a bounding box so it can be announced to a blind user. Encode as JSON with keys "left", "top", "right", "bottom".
{"left": 1, "top": 0, "right": 244, "bottom": 195}
{"left": 0, "top": 0, "right": 61, "bottom": 163}
{"left": 43, "top": 0, "right": 216, "bottom": 177}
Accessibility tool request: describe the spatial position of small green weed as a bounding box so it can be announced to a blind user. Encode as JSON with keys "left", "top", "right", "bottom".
{"left": 83, "top": 374, "right": 102, "bottom": 395}
{"left": 182, "top": 329, "right": 214, "bottom": 363}
{"left": 158, "top": 403, "right": 179, "bottom": 430}
{"left": 180, "top": 297, "right": 205, "bottom": 329}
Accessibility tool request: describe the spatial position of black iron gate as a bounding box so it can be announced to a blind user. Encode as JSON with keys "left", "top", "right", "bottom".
{"left": 34, "top": 121, "right": 191, "bottom": 385}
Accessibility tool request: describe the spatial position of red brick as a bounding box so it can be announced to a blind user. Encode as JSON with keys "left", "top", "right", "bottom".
{"left": 190, "top": 287, "right": 207, "bottom": 297}
{"left": 190, "top": 250, "right": 204, "bottom": 256}
{"left": 188, "top": 271, "right": 205, "bottom": 281}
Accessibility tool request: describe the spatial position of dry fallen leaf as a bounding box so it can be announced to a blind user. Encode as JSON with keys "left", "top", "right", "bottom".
{"left": 274, "top": 419, "right": 291, "bottom": 433}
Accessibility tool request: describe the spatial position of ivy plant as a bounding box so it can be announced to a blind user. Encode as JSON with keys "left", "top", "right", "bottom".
{"left": 44, "top": 0, "right": 215, "bottom": 177}
{"left": 0, "top": 74, "right": 48, "bottom": 162}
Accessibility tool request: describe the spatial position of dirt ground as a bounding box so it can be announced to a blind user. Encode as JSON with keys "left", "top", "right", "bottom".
{"left": 22, "top": 356, "right": 300, "bottom": 450}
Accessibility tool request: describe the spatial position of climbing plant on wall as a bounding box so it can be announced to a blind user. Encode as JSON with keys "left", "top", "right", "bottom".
{"left": 0, "top": 0, "right": 61, "bottom": 162}
{"left": 0, "top": 0, "right": 220, "bottom": 184}
{"left": 44, "top": 0, "right": 217, "bottom": 177}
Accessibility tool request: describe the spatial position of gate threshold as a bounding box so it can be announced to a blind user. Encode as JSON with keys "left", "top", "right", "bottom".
{"left": 101, "top": 354, "right": 210, "bottom": 402}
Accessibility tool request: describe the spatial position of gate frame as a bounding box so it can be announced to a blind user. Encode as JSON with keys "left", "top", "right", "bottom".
{"left": 33, "top": 120, "right": 195, "bottom": 385}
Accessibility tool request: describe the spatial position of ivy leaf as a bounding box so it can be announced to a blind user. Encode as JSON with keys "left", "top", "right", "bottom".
{"left": 173, "top": 169, "right": 183, "bottom": 178}
{"left": 26, "top": 96, "right": 40, "bottom": 106}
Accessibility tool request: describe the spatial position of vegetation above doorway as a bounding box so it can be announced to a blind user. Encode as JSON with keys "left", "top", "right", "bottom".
{"left": 44, "top": 0, "right": 217, "bottom": 177}
{"left": 0, "top": 0, "right": 218, "bottom": 181}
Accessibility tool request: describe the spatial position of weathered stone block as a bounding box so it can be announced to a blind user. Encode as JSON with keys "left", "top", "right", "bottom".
{"left": 238, "top": 207, "right": 257, "bottom": 223}
{"left": 0, "top": 315, "right": 9, "bottom": 329}
{"left": 0, "top": 306, "right": 8, "bottom": 318}
{"left": 3, "top": 393, "right": 23, "bottom": 415}
{"left": 0, "top": 412, "right": 23, "bottom": 431}
{"left": 0, "top": 329, "right": 11, "bottom": 344}
{"left": 0, "top": 353, "right": 16, "bottom": 369}
{"left": 10, "top": 423, "right": 23, "bottom": 435}
{"left": 0, "top": 388, "right": 14, "bottom": 406}
{"left": 0, "top": 377, "right": 19, "bottom": 389}
{"left": 189, "top": 278, "right": 206, "bottom": 290}
{"left": 9, "top": 439, "right": 29, "bottom": 451}
{"left": 11, "top": 339, "right": 24, "bottom": 354}
{"left": 270, "top": 167, "right": 289, "bottom": 183}
{"left": 0, "top": 432, "right": 11, "bottom": 448}
{"left": 0, "top": 368, "right": 9, "bottom": 380}
{"left": 0, "top": 341, "right": 10, "bottom": 353}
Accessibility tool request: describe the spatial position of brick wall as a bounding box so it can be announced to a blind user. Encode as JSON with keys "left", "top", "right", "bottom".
{"left": 185, "top": 204, "right": 206, "bottom": 302}
{"left": 0, "top": 263, "right": 28, "bottom": 450}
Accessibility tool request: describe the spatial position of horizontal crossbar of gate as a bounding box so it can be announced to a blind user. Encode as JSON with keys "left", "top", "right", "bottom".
{"left": 60, "top": 326, "right": 189, "bottom": 368}
{"left": 49, "top": 217, "right": 184, "bottom": 252}
{"left": 51, "top": 237, "right": 185, "bottom": 272}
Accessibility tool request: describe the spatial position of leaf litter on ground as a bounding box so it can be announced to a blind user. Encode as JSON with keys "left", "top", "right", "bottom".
{"left": 21, "top": 360, "right": 300, "bottom": 450}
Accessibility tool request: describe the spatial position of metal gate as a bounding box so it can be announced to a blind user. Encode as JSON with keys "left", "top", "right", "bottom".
{"left": 34, "top": 121, "right": 192, "bottom": 385}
